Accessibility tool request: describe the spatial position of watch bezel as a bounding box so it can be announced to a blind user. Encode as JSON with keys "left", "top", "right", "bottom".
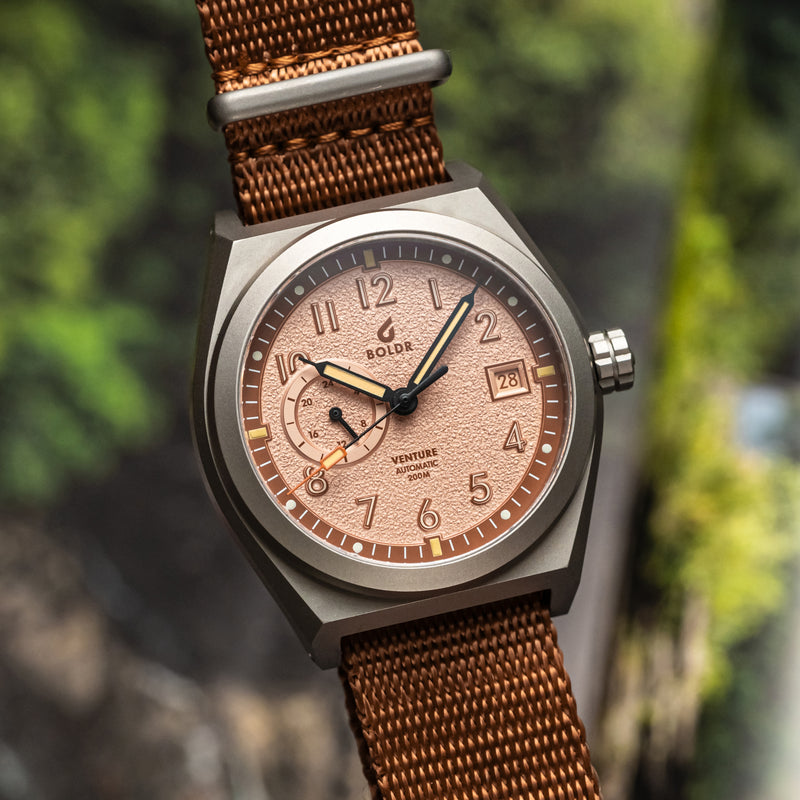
{"left": 209, "top": 209, "right": 597, "bottom": 595}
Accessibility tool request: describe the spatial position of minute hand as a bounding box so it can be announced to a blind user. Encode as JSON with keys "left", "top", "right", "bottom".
{"left": 409, "top": 283, "right": 478, "bottom": 387}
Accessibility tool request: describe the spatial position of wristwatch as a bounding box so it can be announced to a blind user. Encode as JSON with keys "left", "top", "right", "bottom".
{"left": 191, "top": 2, "right": 633, "bottom": 798}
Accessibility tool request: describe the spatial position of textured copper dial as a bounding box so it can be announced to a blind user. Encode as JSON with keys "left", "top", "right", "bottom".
{"left": 239, "top": 234, "right": 571, "bottom": 565}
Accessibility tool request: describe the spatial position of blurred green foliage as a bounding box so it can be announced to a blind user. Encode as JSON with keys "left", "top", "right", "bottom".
{"left": 646, "top": 1, "right": 800, "bottom": 695}
{"left": 640, "top": 3, "right": 800, "bottom": 796}
{"left": 0, "top": 0, "right": 796, "bottom": 797}
{"left": 649, "top": 193, "right": 799, "bottom": 692}
{"left": 0, "top": 2, "right": 167, "bottom": 504}
{"left": 0, "top": 0, "right": 220, "bottom": 507}
{"left": 419, "top": 0, "right": 705, "bottom": 214}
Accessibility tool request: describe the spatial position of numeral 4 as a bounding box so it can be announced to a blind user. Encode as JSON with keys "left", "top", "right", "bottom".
{"left": 503, "top": 421, "right": 527, "bottom": 452}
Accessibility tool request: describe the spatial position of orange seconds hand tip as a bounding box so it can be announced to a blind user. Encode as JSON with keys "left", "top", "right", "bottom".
{"left": 287, "top": 445, "right": 348, "bottom": 497}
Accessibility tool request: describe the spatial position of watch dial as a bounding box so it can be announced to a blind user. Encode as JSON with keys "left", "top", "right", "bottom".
{"left": 239, "top": 234, "right": 572, "bottom": 566}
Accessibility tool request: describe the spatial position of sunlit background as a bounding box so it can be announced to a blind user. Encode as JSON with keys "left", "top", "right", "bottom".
{"left": 1, "top": 1, "right": 798, "bottom": 798}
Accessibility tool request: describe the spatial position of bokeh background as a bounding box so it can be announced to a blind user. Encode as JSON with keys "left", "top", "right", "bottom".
{"left": 1, "top": 1, "right": 799, "bottom": 798}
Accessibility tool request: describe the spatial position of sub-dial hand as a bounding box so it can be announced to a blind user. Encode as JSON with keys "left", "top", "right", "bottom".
{"left": 408, "top": 283, "right": 478, "bottom": 389}
{"left": 287, "top": 365, "right": 448, "bottom": 498}
{"left": 329, "top": 406, "right": 358, "bottom": 440}
{"left": 297, "top": 356, "right": 392, "bottom": 402}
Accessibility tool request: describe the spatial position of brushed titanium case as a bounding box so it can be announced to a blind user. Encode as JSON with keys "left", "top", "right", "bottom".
{"left": 192, "top": 162, "right": 603, "bottom": 668}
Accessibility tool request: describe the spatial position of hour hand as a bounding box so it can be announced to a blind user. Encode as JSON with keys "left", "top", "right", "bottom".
{"left": 298, "top": 357, "right": 392, "bottom": 403}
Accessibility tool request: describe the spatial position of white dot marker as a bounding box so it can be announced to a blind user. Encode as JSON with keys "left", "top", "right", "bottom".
{"left": 285, "top": 499, "right": 296, "bottom": 511}
{"left": 500, "top": 509, "right": 511, "bottom": 520}
{"left": 508, "top": 296, "right": 518, "bottom": 307}
{"left": 252, "top": 351, "right": 263, "bottom": 361}
{"left": 442, "top": 254, "right": 452, "bottom": 264}
{"left": 352, "top": 542, "right": 363, "bottom": 554}
{"left": 542, "top": 443, "right": 553, "bottom": 454}
{"left": 294, "top": 285, "right": 305, "bottom": 296}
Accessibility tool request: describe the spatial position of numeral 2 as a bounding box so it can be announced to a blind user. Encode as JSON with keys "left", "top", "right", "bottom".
{"left": 475, "top": 309, "right": 501, "bottom": 343}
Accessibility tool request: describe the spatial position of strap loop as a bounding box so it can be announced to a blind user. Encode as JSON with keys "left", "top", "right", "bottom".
{"left": 207, "top": 50, "right": 452, "bottom": 131}
{"left": 194, "top": 0, "right": 448, "bottom": 223}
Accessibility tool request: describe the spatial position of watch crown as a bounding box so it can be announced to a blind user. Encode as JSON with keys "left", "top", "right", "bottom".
{"left": 588, "top": 328, "right": 635, "bottom": 393}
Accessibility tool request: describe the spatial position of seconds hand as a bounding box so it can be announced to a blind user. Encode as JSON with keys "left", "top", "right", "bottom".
{"left": 287, "top": 364, "right": 449, "bottom": 497}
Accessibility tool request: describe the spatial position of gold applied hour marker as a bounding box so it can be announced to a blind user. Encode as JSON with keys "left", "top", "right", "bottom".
{"left": 536, "top": 365, "right": 556, "bottom": 379}
{"left": 247, "top": 425, "right": 271, "bottom": 440}
{"left": 428, "top": 536, "right": 443, "bottom": 558}
{"left": 428, "top": 277, "right": 442, "bottom": 309}
{"left": 364, "top": 248, "right": 377, "bottom": 269}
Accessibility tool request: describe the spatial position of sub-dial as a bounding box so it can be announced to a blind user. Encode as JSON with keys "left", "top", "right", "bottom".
{"left": 280, "top": 361, "right": 388, "bottom": 465}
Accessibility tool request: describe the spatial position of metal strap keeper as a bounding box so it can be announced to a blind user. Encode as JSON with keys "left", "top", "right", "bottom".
{"left": 207, "top": 49, "right": 452, "bottom": 131}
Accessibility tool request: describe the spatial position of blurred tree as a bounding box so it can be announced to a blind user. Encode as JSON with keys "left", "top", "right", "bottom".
{"left": 647, "top": 0, "right": 800, "bottom": 700}
{"left": 598, "top": 1, "right": 800, "bottom": 798}
{"left": 11, "top": 1, "right": 796, "bottom": 799}
{"left": 421, "top": 0, "right": 704, "bottom": 206}
{"left": 0, "top": 0, "right": 226, "bottom": 507}
{"left": 418, "top": 0, "right": 710, "bottom": 322}
{"left": 0, "top": 2, "right": 166, "bottom": 504}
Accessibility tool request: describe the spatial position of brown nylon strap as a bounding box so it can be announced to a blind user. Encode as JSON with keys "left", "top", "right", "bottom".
{"left": 340, "top": 593, "right": 601, "bottom": 800}
{"left": 194, "top": 0, "right": 446, "bottom": 224}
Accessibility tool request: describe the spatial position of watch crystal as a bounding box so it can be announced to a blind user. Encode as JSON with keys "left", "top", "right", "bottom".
{"left": 239, "top": 234, "right": 572, "bottom": 565}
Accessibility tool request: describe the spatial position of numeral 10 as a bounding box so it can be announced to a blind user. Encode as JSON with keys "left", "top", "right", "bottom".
{"left": 275, "top": 351, "right": 307, "bottom": 384}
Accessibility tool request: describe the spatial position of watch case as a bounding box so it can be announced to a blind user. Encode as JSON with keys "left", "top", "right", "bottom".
{"left": 192, "top": 162, "right": 604, "bottom": 668}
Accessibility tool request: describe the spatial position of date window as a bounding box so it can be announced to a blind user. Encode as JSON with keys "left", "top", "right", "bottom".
{"left": 485, "top": 359, "right": 531, "bottom": 401}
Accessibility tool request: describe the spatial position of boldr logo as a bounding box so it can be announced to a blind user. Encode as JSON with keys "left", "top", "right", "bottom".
{"left": 367, "top": 316, "right": 413, "bottom": 360}
{"left": 377, "top": 317, "right": 395, "bottom": 343}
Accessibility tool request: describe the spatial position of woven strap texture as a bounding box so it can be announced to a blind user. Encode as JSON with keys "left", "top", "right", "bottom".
{"left": 340, "top": 593, "right": 601, "bottom": 800}
{"left": 194, "top": 0, "right": 447, "bottom": 224}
